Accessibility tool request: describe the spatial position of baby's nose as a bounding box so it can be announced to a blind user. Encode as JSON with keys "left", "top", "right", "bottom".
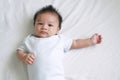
{"left": 42, "top": 24, "right": 48, "bottom": 29}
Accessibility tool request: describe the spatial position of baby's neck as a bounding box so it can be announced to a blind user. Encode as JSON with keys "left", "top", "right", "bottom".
{"left": 32, "top": 34, "right": 58, "bottom": 38}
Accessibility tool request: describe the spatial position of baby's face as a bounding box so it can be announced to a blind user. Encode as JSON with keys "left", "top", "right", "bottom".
{"left": 34, "top": 12, "right": 60, "bottom": 38}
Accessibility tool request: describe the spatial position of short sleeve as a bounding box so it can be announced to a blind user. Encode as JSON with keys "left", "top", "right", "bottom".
{"left": 60, "top": 35, "right": 73, "bottom": 52}
{"left": 17, "top": 36, "right": 29, "bottom": 52}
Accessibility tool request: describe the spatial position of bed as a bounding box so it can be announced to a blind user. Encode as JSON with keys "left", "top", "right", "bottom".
{"left": 0, "top": 0, "right": 120, "bottom": 80}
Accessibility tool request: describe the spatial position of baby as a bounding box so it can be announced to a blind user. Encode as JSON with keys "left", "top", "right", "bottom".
{"left": 17, "top": 5, "right": 102, "bottom": 80}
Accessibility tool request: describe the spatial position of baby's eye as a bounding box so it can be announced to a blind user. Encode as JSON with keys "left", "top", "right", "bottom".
{"left": 37, "top": 23, "right": 43, "bottom": 25}
{"left": 48, "top": 24, "right": 53, "bottom": 27}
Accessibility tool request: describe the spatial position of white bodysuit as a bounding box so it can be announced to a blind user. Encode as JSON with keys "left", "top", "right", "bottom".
{"left": 17, "top": 34, "right": 72, "bottom": 80}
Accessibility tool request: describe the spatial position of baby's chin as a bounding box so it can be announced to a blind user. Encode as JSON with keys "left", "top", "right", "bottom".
{"left": 35, "top": 35, "right": 49, "bottom": 38}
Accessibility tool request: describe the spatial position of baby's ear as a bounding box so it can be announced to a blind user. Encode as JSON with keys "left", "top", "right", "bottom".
{"left": 57, "top": 26, "right": 60, "bottom": 31}
{"left": 56, "top": 27, "right": 60, "bottom": 34}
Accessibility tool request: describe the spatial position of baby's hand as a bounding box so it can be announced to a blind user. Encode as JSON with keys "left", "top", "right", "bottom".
{"left": 23, "top": 53, "right": 35, "bottom": 64}
{"left": 90, "top": 33, "right": 102, "bottom": 45}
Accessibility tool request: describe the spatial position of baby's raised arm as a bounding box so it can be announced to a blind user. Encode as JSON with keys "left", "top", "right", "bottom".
{"left": 71, "top": 33, "right": 102, "bottom": 49}
{"left": 17, "top": 50, "right": 35, "bottom": 64}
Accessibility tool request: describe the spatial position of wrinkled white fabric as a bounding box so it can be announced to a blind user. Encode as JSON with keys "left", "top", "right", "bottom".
{"left": 0, "top": 0, "right": 120, "bottom": 80}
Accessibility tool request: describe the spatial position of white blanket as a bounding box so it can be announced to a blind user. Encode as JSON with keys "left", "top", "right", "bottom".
{"left": 0, "top": 0, "right": 120, "bottom": 80}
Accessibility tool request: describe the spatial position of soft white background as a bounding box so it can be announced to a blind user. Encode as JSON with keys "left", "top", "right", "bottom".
{"left": 0, "top": 0, "right": 120, "bottom": 80}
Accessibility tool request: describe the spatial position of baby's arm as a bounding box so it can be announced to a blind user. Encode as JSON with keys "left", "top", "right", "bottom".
{"left": 17, "top": 50, "right": 35, "bottom": 64}
{"left": 71, "top": 33, "right": 102, "bottom": 49}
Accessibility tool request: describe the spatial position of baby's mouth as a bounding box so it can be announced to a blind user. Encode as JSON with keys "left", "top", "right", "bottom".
{"left": 40, "top": 31, "right": 48, "bottom": 34}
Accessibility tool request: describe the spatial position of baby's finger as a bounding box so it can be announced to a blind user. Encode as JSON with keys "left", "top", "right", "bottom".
{"left": 97, "top": 39, "right": 101, "bottom": 43}
{"left": 23, "top": 58, "right": 32, "bottom": 64}
{"left": 24, "top": 55, "right": 32, "bottom": 61}
{"left": 26, "top": 60, "right": 33, "bottom": 64}
{"left": 28, "top": 57, "right": 34, "bottom": 62}
{"left": 97, "top": 36, "right": 102, "bottom": 43}
{"left": 30, "top": 54, "right": 35, "bottom": 60}
{"left": 25, "top": 57, "right": 34, "bottom": 64}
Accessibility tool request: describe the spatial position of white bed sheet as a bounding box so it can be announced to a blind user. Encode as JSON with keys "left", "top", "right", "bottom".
{"left": 0, "top": 0, "right": 120, "bottom": 80}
